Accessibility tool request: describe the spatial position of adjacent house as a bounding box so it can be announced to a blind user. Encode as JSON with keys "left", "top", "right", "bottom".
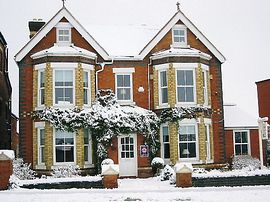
{"left": 15, "top": 4, "right": 226, "bottom": 177}
{"left": 0, "top": 32, "right": 12, "bottom": 149}
{"left": 224, "top": 104, "right": 261, "bottom": 164}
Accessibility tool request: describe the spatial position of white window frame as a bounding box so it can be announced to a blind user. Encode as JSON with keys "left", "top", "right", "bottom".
{"left": 84, "top": 129, "right": 93, "bottom": 166}
{"left": 205, "top": 123, "right": 211, "bottom": 161}
{"left": 160, "top": 124, "right": 170, "bottom": 164}
{"left": 38, "top": 70, "right": 45, "bottom": 107}
{"left": 34, "top": 63, "right": 46, "bottom": 109}
{"left": 175, "top": 67, "right": 196, "bottom": 105}
{"left": 83, "top": 70, "right": 91, "bottom": 106}
{"left": 172, "top": 24, "right": 187, "bottom": 48}
{"left": 113, "top": 68, "right": 135, "bottom": 104}
{"left": 159, "top": 70, "right": 168, "bottom": 106}
{"left": 233, "top": 130, "right": 251, "bottom": 156}
{"left": 35, "top": 122, "right": 46, "bottom": 169}
{"left": 56, "top": 22, "right": 72, "bottom": 45}
{"left": 38, "top": 127, "right": 45, "bottom": 165}
{"left": 52, "top": 63, "right": 76, "bottom": 107}
{"left": 178, "top": 119, "right": 199, "bottom": 161}
{"left": 53, "top": 128, "right": 76, "bottom": 165}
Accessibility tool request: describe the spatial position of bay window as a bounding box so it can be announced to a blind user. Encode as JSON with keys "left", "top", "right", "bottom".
{"left": 179, "top": 124, "right": 197, "bottom": 159}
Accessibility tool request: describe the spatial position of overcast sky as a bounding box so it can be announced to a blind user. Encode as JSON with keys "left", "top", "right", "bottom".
{"left": 0, "top": 0, "right": 269, "bottom": 118}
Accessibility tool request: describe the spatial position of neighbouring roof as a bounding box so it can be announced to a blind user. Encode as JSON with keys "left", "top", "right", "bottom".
{"left": 224, "top": 104, "right": 258, "bottom": 129}
{"left": 255, "top": 78, "right": 270, "bottom": 84}
{"left": 15, "top": 6, "right": 226, "bottom": 63}
{"left": 31, "top": 44, "right": 97, "bottom": 60}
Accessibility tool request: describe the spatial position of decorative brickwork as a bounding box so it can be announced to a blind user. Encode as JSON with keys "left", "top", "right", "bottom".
{"left": 196, "top": 64, "right": 204, "bottom": 105}
{"left": 75, "top": 63, "right": 83, "bottom": 107}
{"left": 90, "top": 70, "right": 96, "bottom": 104}
{"left": 153, "top": 67, "right": 159, "bottom": 109}
{"left": 169, "top": 122, "right": 178, "bottom": 164}
{"left": 168, "top": 64, "right": 176, "bottom": 107}
{"left": 45, "top": 123, "right": 53, "bottom": 169}
{"left": 76, "top": 129, "right": 84, "bottom": 168}
{"left": 45, "top": 63, "right": 53, "bottom": 107}
{"left": 198, "top": 117, "right": 206, "bottom": 161}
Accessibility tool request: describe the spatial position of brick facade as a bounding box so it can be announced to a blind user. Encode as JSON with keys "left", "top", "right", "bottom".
{"left": 16, "top": 7, "right": 225, "bottom": 176}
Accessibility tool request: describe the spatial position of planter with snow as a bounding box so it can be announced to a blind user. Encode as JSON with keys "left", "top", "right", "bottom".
{"left": 175, "top": 163, "right": 193, "bottom": 188}
{"left": 0, "top": 150, "right": 14, "bottom": 190}
{"left": 101, "top": 164, "right": 119, "bottom": 189}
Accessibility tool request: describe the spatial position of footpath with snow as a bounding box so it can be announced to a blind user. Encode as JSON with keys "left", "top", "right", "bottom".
{"left": 1, "top": 177, "right": 270, "bottom": 202}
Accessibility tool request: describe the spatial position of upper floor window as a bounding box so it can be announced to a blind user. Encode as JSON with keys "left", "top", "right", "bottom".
{"left": 179, "top": 124, "right": 197, "bottom": 159}
{"left": 202, "top": 70, "right": 208, "bottom": 106}
{"left": 54, "top": 69, "right": 74, "bottom": 105}
{"left": 38, "top": 70, "right": 45, "bottom": 106}
{"left": 159, "top": 70, "right": 168, "bottom": 105}
{"left": 83, "top": 70, "right": 90, "bottom": 105}
{"left": 176, "top": 69, "right": 195, "bottom": 103}
{"left": 113, "top": 68, "right": 135, "bottom": 103}
{"left": 56, "top": 22, "right": 72, "bottom": 45}
{"left": 172, "top": 25, "right": 187, "bottom": 47}
{"left": 234, "top": 130, "right": 250, "bottom": 155}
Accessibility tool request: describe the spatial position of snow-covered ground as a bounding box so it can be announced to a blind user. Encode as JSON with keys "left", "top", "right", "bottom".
{"left": 1, "top": 177, "right": 270, "bottom": 202}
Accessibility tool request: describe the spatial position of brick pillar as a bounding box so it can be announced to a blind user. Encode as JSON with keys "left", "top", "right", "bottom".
{"left": 76, "top": 129, "right": 84, "bottom": 168}
{"left": 168, "top": 63, "right": 176, "bottom": 107}
{"left": 152, "top": 67, "right": 159, "bottom": 109}
{"left": 0, "top": 151, "right": 14, "bottom": 190}
{"left": 175, "top": 163, "right": 193, "bottom": 188}
{"left": 169, "top": 122, "right": 178, "bottom": 164}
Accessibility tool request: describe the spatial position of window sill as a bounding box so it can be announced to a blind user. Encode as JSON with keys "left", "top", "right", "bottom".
{"left": 51, "top": 163, "right": 76, "bottom": 169}
{"left": 156, "top": 104, "right": 170, "bottom": 109}
{"left": 118, "top": 101, "right": 136, "bottom": 106}
{"left": 84, "top": 164, "right": 95, "bottom": 169}
{"left": 175, "top": 103, "right": 197, "bottom": 108}
{"left": 35, "top": 106, "right": 45, "bottom": 111}
{"left": 35, "top": 164, "right": 46, "bottom": 170}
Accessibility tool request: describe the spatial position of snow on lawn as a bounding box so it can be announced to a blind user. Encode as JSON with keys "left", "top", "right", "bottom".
{"left": 1, "top": 177, "right": 270, "bottom": 202}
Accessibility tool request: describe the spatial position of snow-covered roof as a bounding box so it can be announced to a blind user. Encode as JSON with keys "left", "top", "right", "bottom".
{"left": 15, "top": 6, "right": 225, "bottom": 63}
{"left": 151, "top": 47, "right": 212, "bottom": 60}
{"left": 224, "top": 104, "right": 258, "bottom": 129}
{"left": 31, "top": 44, "right": 97, "bottom": 60}
{"left": 0, "top": 150, "right": 15, "bottom": 160}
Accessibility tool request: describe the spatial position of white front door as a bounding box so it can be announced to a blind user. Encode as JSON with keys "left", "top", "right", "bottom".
{"left": 118, "top": 134, "right": 137, "bottom": 177}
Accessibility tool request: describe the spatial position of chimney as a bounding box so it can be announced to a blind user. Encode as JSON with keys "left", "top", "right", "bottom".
{"left": 28, "top": 19, "right": 45, "bottom": 39}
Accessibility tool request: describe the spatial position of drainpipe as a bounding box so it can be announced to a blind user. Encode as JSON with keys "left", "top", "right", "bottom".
{"left": 147, "top": 58, "right": 153, "bottom": 110}
{"left": 95, "top": 58, "right": 114, "bottom": 93}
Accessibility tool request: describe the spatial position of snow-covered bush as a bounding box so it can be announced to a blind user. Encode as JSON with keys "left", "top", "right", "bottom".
{"left": 160, "top": 165, "right": 175, "bottom": 181}
{"left": 13, "top": 158, "right": 36, "bottom": 180}
{"left": 231, "top": 155, "right": 261, "bottom": 170}
{"left": 151, "top": 157, "right": 164, "bottom": 176}
{"left": 51, "top": 165, "right": 81, "bottom": 178}
{"left": 101, "top": 158, "right": 114, "bottom": 166}
{"left": 193, "top": 167, "right": 207, "bottom": 174}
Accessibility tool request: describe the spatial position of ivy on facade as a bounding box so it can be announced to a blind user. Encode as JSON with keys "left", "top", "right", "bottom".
{"left": 33, "top": 89, "right": 212, "bottom": 162}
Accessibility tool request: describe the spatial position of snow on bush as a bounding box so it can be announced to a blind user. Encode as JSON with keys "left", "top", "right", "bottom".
{"left": 101, "top": 158, "right": 114, "bottom": 166}
{"left": 151, "top": 157, "right": 164, "bottom": 176}
{"left": 51, "top": 165, "right": 81, "bottom": 178}
{"left": 232, "top": 155, "right": 261, "bottom": 170}
{"left": 160, "top": 165, "right": 175, "bottom": 181}
{"left": 13, "top": 158, "right": 36, "bottom": 180}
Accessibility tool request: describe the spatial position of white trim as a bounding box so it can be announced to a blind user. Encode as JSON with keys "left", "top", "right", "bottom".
{"left": 202, "top": 69, "right": 209, "bottom": 106}
{"left": 55, "top": 22, "right": 73, "bottom": 28}
{"left": 160, "top": 124, "right": 170, "bottom": 164}
{"left": 158, "top": 69, "right": 169, "bottom": 107}
{"left": 225, "top": 127, "right": 258, "bottom": 130}
{"left": 53, "top": 128, "right": 76, "bottom": 165}
{"left": 83, "top": 129, "right": 92, "bottom": 165}
{"left": 173, "top": 63, "right": 198, "bottom": 69}
{"left": 56, "top": 26, "right": 71, "bottom": 45}
{"left": 15, "top": 7, "right": 109, "bottom": 62}
{"left": 83, "top": 69, "right": 91, "bottom": 106}
{"left": 51, "top": 62, "right": 78, "bottom": 69}
{"left": 113, "top": 67, "right": 135, "bottom": 74}
{"left": 175, "top": 68, "right": 197, "bottom": 105}
{"left": 53, "top": 68, "right": 75, "bottom": 107}
{"left": 154, "top": 64, "right": 169, "bottom": 71}
{"left": 139, "top": 11, "right": 226, "bottom": 63}
{"left": 178, "top": 120, "right": 199, "bottom": 161}
{"left": 204, "top": 118, "right": 212, "bottom": 125}
{"left": 114, "top": 73, "right": 134, "bottom": 103}
{"left": 37, "top": 127, "right": 45, "bottom": 166}
{"left": 171, "top": 24, "right": 188, "bottom": 48}
{"left": 233, "top": 130, "right": 251, "bottom": 156}
{"left": 201, "top": 64, "right": 209, "bottom": 71}
{"left": 34, "top": 122, "right": 45, "bottom": 128}
{"left": 81, "top": 63, "right": 94, "bottom": 71}
{"left": 37, "top": 69, "right": 45, "bottom": 107}
{"left": 205, "top": 123, "right": 211, "bottom": 161}
{"left": 34, "top": 63, "right": 46, "bottom": 70}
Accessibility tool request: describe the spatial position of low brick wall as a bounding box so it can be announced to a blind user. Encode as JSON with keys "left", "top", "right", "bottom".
{"left": 0, "top": 159, "right": 13, "bottom": 190}
{"left": 192, "top": 175, "right": 270, "bottom": 187}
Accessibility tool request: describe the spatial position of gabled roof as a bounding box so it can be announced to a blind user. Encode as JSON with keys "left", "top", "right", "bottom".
{"left": 14, "top": 7, "right": 109, "bottom": 62}
{"left": 139, "top": 10, "right": 226, "bottom": 63}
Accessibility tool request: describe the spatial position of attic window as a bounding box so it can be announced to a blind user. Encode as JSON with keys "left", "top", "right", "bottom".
{"left": 172, "top": 25, "right": 187, "bottom": 48}
{"left": 56, "top": 22, "right": 72, "bottom": 45}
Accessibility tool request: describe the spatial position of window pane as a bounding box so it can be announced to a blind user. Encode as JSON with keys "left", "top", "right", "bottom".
{"left": 84, "top": 146, "right": 88, "bottom": 161}
{"left": 235, "top": 132, "right": 241, "bottom": 143}
{"left": 83, "top": 71, "right": 88, "bottom": 87}
{"left": 188, "top": 143, "right": 196, "bottom": 158}
{"left": 186, "top": 87, "right": 194, "bottom": 102}
{"left": 84, "top": 89, "right": 89, "bottom": 104}
{"left": 177, "top": 70, "right": 185, "bottom": 85}
{"left": 64, "top": 88, "right": 73, "bottom": 103}
{"left": 40, "top": 71, "right": 45, "bottom": 87}
{"left": 56, "top": 146, "right": 64, "bottom": 162}
{"left": 160, "top": 71, "right": 167, "bottom": 87}
{"left": 186, "top": 71, "right": 193, "bottom": 85}
{"left": 124, "top": 75, "right": 130, "bottom": 87}
{"left": 40, "top": 89, "right": 45, "bottom": 105}
{"left": 179, "top": 143, "right": 188, "bottom": 158}
{"left": 117, "top": 75, "right": 124, "bottom": 87}
{"left": 40, "top": 129, "right": 45, "bottom": 145}
{"left": 161, "top": 88, "right": 168, "bottom": 103}
{"left": 164, "top": 144, "right": 170, "bottom": 158}
{"left": 65, "top": 147, "right": 74, "bottom": 162}
{"left": 242, "top": 145, "right": 248, "bottom": 155}
{"left": 55, "top": 88, "right": 64, "bottom": 103}
{"left": 177, "top": 87, "right": 185, "bottom": 102}
{"left": 41, "top": 147, "right": 45, "bottom": 163}
{"left": 242, "top": 132, "right": 248, "bottom": 143}
{"left": 235, "top": 145, "right": 241, "bottom": 155}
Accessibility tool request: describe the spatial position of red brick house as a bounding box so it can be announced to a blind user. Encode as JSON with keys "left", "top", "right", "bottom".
{"left": 224, "top": 104, "right": 261, "bottom": 164}
{"left": 0, "top": 32, "right": 12, "bottom": 150}
{"left": 15, "top": 5, "right": 226, "bottom": 177}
